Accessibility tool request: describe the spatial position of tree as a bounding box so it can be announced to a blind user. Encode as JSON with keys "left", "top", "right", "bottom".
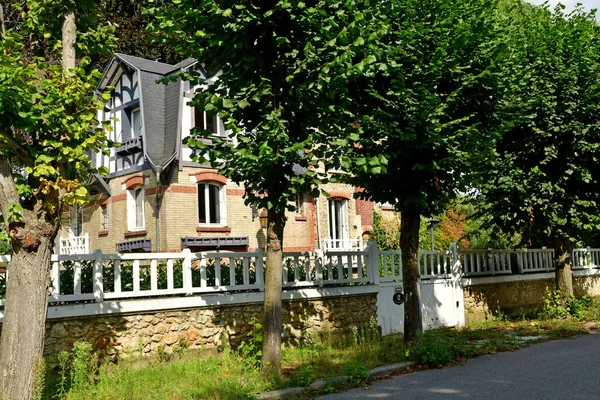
{"left": 475, "top": 2, "right": 600, "bottom": 299}
{"left": 147, "top": 0, "right": 382, "bottom": 377}
{"left": 0, "top": 1, "right": 113, "bottom": 397}
{"left": 339, "top": 0, "right": 506, "bottom": 344}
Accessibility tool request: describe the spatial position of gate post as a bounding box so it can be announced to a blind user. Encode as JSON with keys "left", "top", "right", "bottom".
{"left": 449, "top": 242, "right": 465, "bottom": 327}
{"left": 366, "top": 240, "right": 379, "bottom": 284}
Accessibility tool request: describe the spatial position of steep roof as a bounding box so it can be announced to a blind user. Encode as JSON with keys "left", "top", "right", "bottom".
{"left": 115, "top": 53, "right": 179, "bottom": 75}
{"left": 97, "top": 54, "right": 188, "bottom": 174}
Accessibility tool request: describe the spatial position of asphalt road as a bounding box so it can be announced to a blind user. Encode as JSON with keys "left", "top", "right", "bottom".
{"left": 319, "top": 332, "right": 600, "bottom": 399}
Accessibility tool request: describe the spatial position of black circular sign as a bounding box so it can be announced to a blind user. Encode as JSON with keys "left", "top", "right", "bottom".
{"left": 392, "top": 292, "right": 405, "bottom": 305}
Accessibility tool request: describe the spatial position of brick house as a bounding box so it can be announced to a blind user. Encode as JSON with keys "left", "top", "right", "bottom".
{"left": 58, "top": 54, "right": 374, "bottom": 254}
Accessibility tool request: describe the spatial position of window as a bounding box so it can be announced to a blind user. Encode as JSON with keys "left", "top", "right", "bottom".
{"left": 121, "top": 107, "right": 141, "bottom": 142}
{"left": 198, "top": 183, "right": 226, "bottom": 225}
{"left": 101, "top": 205, "right": 108, "bottom": 231}
{"left": 328, "top": 199, "right": 349, "bottom": 248}
{"left": 128, "top": 186, "right": 145, "bottom": 230}
{"left": 131, "top": 108, "right": 142, "bottom": 137}
{"left": 295, "top": 193, "right": 304, "bottom": 216}
{"left": 69, "top": 204, "right": 83, "bottom": 237}
{"left": 193, "top": 106, "right": 222, "bottom": 136}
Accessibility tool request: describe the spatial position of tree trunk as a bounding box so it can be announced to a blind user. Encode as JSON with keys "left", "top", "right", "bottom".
{"left": 550, "top": 236, "right": 574, "bottom": 303}
{"left": 0, "top": 235, "right": 54, "bottom": 400}
{"left": 260, "top": 207, "right": 285, "bottom": 378}
{"left": 400, "top": 208, "right": 422, "bottom": 345}
{"left": 62, "top": 10, "right": 76, "bottom": 72}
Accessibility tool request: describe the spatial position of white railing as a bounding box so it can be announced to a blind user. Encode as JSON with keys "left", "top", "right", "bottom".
{"left": 460, "top": 249, "right": 513, "bottom": 276}
{"left": 572, "top": 248, "right": 600, "bottom": 270}
{"left": 0, "top": 247, "right": 381, "bottom": 307}
{"left": 282, "top": 252, "right": 321, "bottom": 288}
{"left": 378, "top": 248, "right": 456, "bottom": 282}
{"left": 59, "top": 234, "right": 89, "bottom": 255}
{"left": 379, "top": 250, "right": 402, "bottom": 281}
{"left": 321, "top": 250, "right": 371, "bottom": 285}
{"left": 324, "top": 237, "right": 364, "bottom": 251}
{"left": 517, "top": 248, "right": 555, "bottom": 273}
{"left": 1, "top": 244, "right": 594, "bottom": 312}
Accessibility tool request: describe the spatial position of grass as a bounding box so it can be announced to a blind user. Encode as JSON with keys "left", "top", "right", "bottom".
{"left": 44, "top": 297, "right": 600, "bottom": 400}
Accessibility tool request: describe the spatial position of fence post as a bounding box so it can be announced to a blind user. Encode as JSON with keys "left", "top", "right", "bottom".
{"left": 449, "top": 242, "right": 461, "bottom": 278}
{"left": 182, "top": 248, "right": 193, "bottom": 294}
{"left": 255, "top": 249, "right": 265, "bottom": 291}
{"left": 92, "top": 249, "right": 104, "bottom": 302}
{"left": 516, "top": 251, "right": 524, "bottom": 274}
{"left": 314, "top": 250, "right": 323, "bottom": 287}
{"left": 366, "top": 240, "right": 379, "bottom": 284}
{"left": 50, "top": 255, "right": 60, "bottom": 300}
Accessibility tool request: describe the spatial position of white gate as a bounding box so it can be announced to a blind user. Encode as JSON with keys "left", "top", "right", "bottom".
{"left": 375, "top": 243, "right": 465, "bottom": 335}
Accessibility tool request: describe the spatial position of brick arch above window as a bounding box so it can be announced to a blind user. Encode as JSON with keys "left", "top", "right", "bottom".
{"left": 190, "top": 171, "right": 227, "bottom": 185}
{"left": 328, "top": 191, "right": 351, "bottom": 200}
{"left": 121, "top": 174, "right": 148, "bottom": 190}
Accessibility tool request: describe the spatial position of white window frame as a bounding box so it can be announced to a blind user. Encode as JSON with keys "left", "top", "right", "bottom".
{"left": 295, "top": 193, "right": 303, "bottom": 216}
{"left": 131, "top": 107, "right": 142, "bottom": 138}
{"left": 328, "top": 199, "right": 349, "bottom": 248}
{"left": 198, "top": 182, "right": 227, "bottom": 226}
{"left": 127, "top": 186, "right": 146, "bottom": 231}
{"left": 193, "top": 106, "right": 224, "bottom": 137}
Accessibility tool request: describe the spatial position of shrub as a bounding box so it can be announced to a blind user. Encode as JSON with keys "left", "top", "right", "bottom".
{"left": 416, "top": 329, "right": 473, "bottom": 367}
{"left": 542, "top": 291, "right": 593, "bottom": 321}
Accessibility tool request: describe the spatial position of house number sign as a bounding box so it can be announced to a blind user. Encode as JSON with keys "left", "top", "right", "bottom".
{"left": 392, "top": 291, "right": 405, "bottom": 305}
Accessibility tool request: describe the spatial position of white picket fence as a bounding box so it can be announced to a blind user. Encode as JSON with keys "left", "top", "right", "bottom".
{"left": 1, "top": 244, "right": 598, "bottom": 312}
{"left": 0, "top": 247, "right": 383, "bottom": 307}
{"left": 572, "top": 248, "right": 600, "bottom": 270}
{"left": 0, "top": 243, "right": 461, "bottom": 310}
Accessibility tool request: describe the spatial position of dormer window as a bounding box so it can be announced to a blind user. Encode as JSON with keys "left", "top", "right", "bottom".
{"left": 131, "top": 107, "right": 141, "bottom": 138}
{"left": 121, "top": 106, "right": 142, "bottom": 142}
{"left": 193, "top": 106, "right": 225, "bottom": 137}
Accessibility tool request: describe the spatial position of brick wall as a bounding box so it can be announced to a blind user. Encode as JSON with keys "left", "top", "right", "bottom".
{"left": 355, "top": 197, "right": 374, "bottom": 232}
{"left": 78, "top": 167, "right": 321, "bottom": 252}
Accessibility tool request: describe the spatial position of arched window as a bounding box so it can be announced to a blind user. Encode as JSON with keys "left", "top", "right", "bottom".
{"left": 198, "top": 182, "right": 227, "bottom": 225}
{"left": 328, "top": 198, "right": 349, "bottom": 249}
{"left": 128, "top": 185, "right": 145, "bottom": 231}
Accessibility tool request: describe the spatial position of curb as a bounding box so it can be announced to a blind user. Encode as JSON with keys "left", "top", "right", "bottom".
{"left": 255, "top": 361, "right": 415, "bottom": 399}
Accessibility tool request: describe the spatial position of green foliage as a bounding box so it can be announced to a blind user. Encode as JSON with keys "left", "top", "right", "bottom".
{"left": 416, "top": 329, "right": 475, "bottom": 367}
{"left": 416, "top": 332, "right": 457, "bottom": 367}
{"left": 53, "top": 342, "right": 98, "bottom": 400}
{"left": 342, "top": 0, "right": 506, "bottom": 217}
{"left": 146, "top": 0, "right": 384, "bottom": 214}
{"left": 475, "top": 2, "right": 600, "bottom": 250}
{"left": 372, "top": 209, "right": 400, "bottom": 250}
{"left": 70, "top": 342, "right": 97, "bottom": 394}
{"left": 238, "top": 317, "right": 264, "bottom": 369}
{"left": 542, "top": 291, "right": 593, "bottom": 321}
{"left": 0, "top": 17, "right": 113, "bottom": 232}
{"left": 56, "top": 351, "right": 70, "bottom": 400}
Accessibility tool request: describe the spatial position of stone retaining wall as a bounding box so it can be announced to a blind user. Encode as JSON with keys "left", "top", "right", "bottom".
{"left": 0, "top": 293, "right": 377, "bottom": 366}
{"left": 463, "top": 274, "right": 600, "bottom": 323}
